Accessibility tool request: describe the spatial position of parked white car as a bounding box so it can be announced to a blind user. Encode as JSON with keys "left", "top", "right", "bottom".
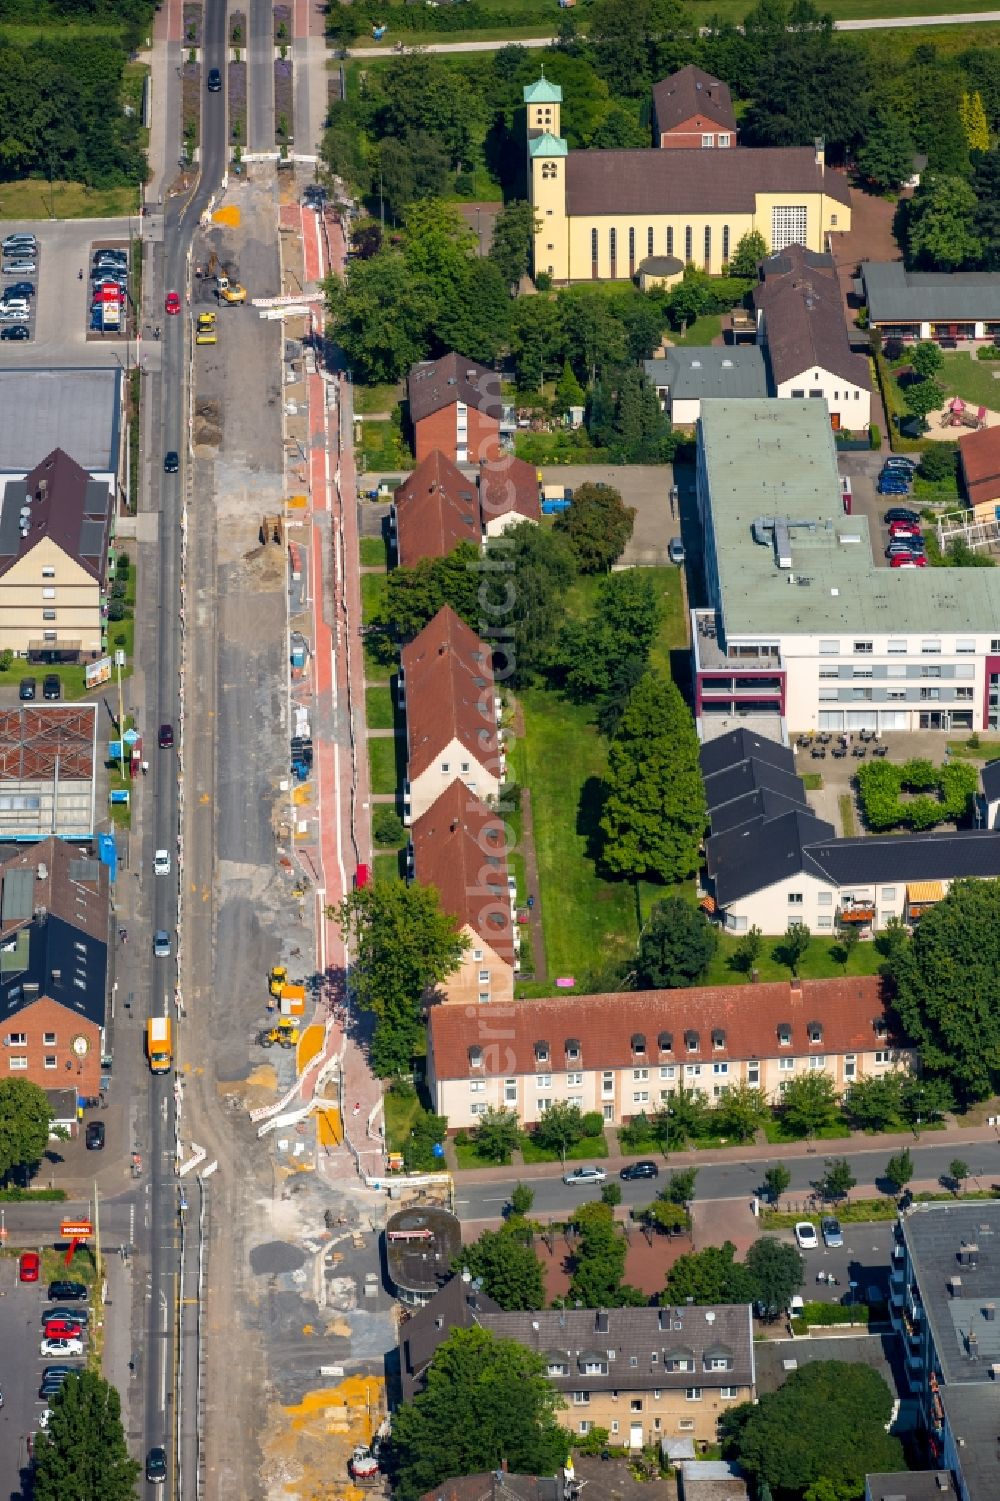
{"left": 153, "top": 849, "right": 171, "bottom": 876}
{"left": 794, "top": 1221, "right": 818, "bottom": 1251}
{"left": 39, "top": 1336, "right": 83, "bottom": 1358}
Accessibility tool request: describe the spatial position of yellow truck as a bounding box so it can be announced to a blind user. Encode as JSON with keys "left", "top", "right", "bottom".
{"left": 146, "top": 1016, "right": 172, "bottom": 1074}
{"left": 195, "top": 311, "right": 217, "bottom": 346}
{"left": 216, "top": 276, "right": 246, "bottom": 304}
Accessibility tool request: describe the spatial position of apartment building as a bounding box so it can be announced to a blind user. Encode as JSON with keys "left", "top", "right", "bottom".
{"left": 693, "top": 400, "right": 1000, "bottom": 739}
{"left": 427, "top": 975, "right": 912, "bottom": 1129}
{"left": 398, "top": 606, "right": 503, "bottom": 824}
{"left": 401, "top": 1275, "right": 755, "bottom": 1448}
{"left": 651, "top": 65, "right": 738, "bottom": 149}
{"left": 408, "top": 352, "right": 504, "bottom": 466}
{"left": 408, "top": 778, "right": 517, "bottom": 1006}
{"left": 389, "top": 450, "right": 482, "bottom": 567}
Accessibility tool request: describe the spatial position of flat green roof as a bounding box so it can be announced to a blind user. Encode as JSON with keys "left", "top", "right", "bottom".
{"left": 700, "top": 399, "right": 998, "bottom": 637}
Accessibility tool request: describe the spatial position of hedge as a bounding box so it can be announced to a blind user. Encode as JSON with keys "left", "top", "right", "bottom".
{"left": 855, "top": 757, "right": 978, "bottom": 832}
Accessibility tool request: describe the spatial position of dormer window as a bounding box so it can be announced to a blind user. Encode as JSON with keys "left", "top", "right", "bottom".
{"left": 778, "top": 1023, "right": 792, "bottom": 1047}
{"left": 685, "top": 1030, "right": 699, "bottom": 1054}
{"left": 711, "top": 1028, "right": 725, "bottom": 1051}
{"left": 631, "top": 1033, "right": 646, "bottom": 1056}
{"left": 807, "top": 1021, "right": 823, "bottom": 1045}
{"left": 565, "top": 1038, "right": 581, "bottom": 1062}
{"left": 658, "top": 1031, "right": 673, "bottom": 1054}
{"left": 873, "top": 1018, "right": 887, "bottom": 1040}
{"left": 534, "top": 1040, "right": 549, "bottom": 1064}
{"left": 469, "top": 1045, "right": 484, "bottom": 1069}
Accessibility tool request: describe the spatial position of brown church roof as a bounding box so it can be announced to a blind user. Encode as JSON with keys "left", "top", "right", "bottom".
{"left": 411, "top": 779, "right": 515, "bottom": 966}
{"left": 393, "top": 451, "right": 481, "bottom": 566}
{"left": 407, "top": 352, "right": 502, "bottom": 426}
{"left": 652, "top": 65, "right": 737, "bottom": 136}
{"left": 564, "top": 146, "right": 851, "bottom": 218}
{"left": 400, "top": 606, "right": 499, "bottom": 781}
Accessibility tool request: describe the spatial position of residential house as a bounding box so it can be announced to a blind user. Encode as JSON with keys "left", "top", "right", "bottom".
{"left": 652, "top": 65, "right": 738, "bottom": 150}
{"left": 408, "top": 352, "right": 505, "bottom": 465}
{"left": 390, "top": 451, "right": 482, "bottom": 568}
{"left": 526, "top": 77, "right": 850, "bottom": 284}
{"left": 755, "top": 244, "right": 872, "bottom": 430}
{"left": 0, "top": 838, "right": 108, "bottom": 1101}
{"left": 860, "top": 262, "right": 1000, "bottom": 344}
{"left": 958, "top": 425, "right": 1000, "bottom": 521}
{"left": 0, "top": 448, "right": 113, "bottom": 661}
{"left": 692, "top": 400, "right": 1000, "bottom": 739}
{"left": 478, "top": 457, "right": 542, "bottom": 538}
{"left": 889, "top": 1201, "right": 1000, "bottom": 1501}
{"left": 408, "top": 779, "right": 517, "bottom": 1007}
{"left": 418, "top": 1461, "right": 662, "bottom": 1501}
{"left": 426, "top": 975, "right": 913, "bottom": 1129}
{"left": 677, "top": 1463, "right": 749, "bottom": 1501}
{"left": 401, "top": 1276, "right": 755, "bottom": 1448}
{"left": 643, "top": 347, "right": 767, "bottom": 424}
{"left": 0, "top": 366, "right": 126, "bottom": 506}
{"left": 398, "top": 606, "right": 502, "bottom": 824}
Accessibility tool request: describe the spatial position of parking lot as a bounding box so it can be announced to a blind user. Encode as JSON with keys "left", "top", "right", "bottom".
{"left": 0, "top": 219, "right": 136, "bottom": 365}
{"left": 786, "top": 1216, "right": 896, "bottom": 1311}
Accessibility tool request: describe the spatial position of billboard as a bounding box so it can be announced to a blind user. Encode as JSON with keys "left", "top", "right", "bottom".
{"left": 86, "top": 657, "right": 112, "bottom": 689}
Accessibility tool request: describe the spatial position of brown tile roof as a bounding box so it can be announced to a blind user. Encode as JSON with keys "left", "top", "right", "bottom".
{"left": 755, "top": 247, "right": 871, "bottom": 391}
{"left": 652, "top": 65, "right": 737, "bottom": 137}
{"left": 960, "top": 425, "right": 1000, "bottom": 510}
{"left": 419, "top": 1476, "right": 560, "bottom": 1501}
{"left": 478, "top": 457, "right": 541, "bottom": 526}
{"left": 428, "top": 975, "right": 901, "bottom": 1080}
{"left": 411, "top": 780, "right": 515, "bottom": 966}
{"left": 565, "top": 146, "right": 851, "bottom": 218}
{"left": 0, "top": 837, "right": 107, "bottom": 942}
{"left": 0, "top": 448, "right": 111, "bottom": 582}
{"left": 394, "top": 451, "right": 482, "bottom": 567}
{"left": 400, "top": 607, "right": 499, "bottom": 781}
{"left": 407, "top": 352, "right": 503, "bottom": 426}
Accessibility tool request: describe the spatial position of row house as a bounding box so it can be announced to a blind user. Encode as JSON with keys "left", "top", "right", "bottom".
{"left": 390, "top": 450, "right": 542, "bottom": 566}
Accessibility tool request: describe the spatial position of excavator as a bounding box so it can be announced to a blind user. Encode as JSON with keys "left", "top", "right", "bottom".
{"left": 200, "top": 250, "right": 247, "bottom": 304}
{"left": 258, "top": 1019, "right": 300, "bottom": 1049}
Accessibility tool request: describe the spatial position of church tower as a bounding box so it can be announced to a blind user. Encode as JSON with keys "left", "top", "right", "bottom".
{"left": 523, "top": 74, "right": 568, "bottom": 282}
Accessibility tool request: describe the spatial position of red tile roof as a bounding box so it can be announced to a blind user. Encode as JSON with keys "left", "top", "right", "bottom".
{"left": 393, "top": 451, "right": 482, "bottom": 567}
{"left": 960, "top": 425, "right": 1000, "bottom": 510}
{"left": 428, "top": 975, "right": 901, "bottom": 1079}
{"left": 652, "top": 65, "right": 737, "bottom": 137}
{"left": 400, "top": 607, "right": 499, "bottom": 781}
{"left": 565, "top": 146, "right": 852, "bottom": 218}
{"left": 411, "top": 779, "right": 515, "bottom": 965}
{"left": 478, "top": 457, "right": 541, "bottom": 526}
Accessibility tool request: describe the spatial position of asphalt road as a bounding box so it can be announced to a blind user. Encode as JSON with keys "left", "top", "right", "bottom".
{"left": 249, "top": 0, "right": 274, "bottom": 152}
{"left": 454, "top": 1136, "right": 1000, "bottom": 1220}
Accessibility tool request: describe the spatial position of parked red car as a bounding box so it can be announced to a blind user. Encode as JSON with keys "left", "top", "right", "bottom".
{"left": 890, "top": 553, "right": 927, "bottom": 567}
{"left": 19, "top": 1251, "right": 39, "bottom": 1282}
{"left": 889, "top": 522, "right": 921, "bottom": 538}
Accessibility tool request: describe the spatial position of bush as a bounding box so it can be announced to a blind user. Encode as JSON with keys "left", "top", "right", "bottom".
{"left": 107, "top": 600, "right": 127, "bottom": 622}
{"left": 581, "top": 1111, "right": 604, "bottom": 1139}
{"left": 372, "top": 806, "right": 405, "bottom": 847}
{"left": 0, "top": 650, "right": 12, "bottom": 672}
{"left": 534, "top": 271, "right": 552, "bottom": 292}
{"left": 917, "top": 443, "right": 959, "bottom": 484}
{"left": 977, "top": 345, "right": 1000, "bottom": 360}
{"left": 868, "top": 422, "right": 880, "bottom": 449}
{"left": 856, "top": 757, "right": 977, "bottom": 831}
{"left": 115, "top": 553, "right": 130, "bottom": 578}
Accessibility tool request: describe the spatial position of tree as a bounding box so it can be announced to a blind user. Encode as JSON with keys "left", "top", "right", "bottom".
{"left": 855, "top": 109, "right": 915, "bottom": 193}
{"left": 818, "top": 1157, "right": 856, "bottom": 1203}
{"left": 907, "top": 174, "right": 982, "bottom": 270}
{"left": 488, "top": 200, "right": 537, "bottom": 291}
{"left": 899, "top": 1073, "right": 954, "bottom": 1127}
{"left": 380, "top": 542, "right": 483, "bottom": 643}
{"left": 949, "top": 1158, "right": 970, "bottom": 1194}
{"left": 390, "top": 1327, "right": 568, "bottom": 1501}
{"left": 640, "top": 1199, "right": 689, "bottom": 1234}
{"left": 666, "top": 1241, "right": 756, "bottom": 1306}
{"left": 831, "top": 920, "right": 860, "bottom": 972}
{"left": 972, "top": 149, "right": 1000, "bottom": 269}
{"left": 636, "top": 899, "right": 717, "bottom": 990}
{"left": 333, "top": 883, "right": 467, "bottom": 1075}
{"left": 655, "top": 1087, "right": 709, "bottom": 1149}
{"left": 510, "top": 1181, "right": 535, "bottom": 1216}
{"left": 590, "top": 105, "right": 649, "bottom": 149}
{"left": 404, "top": 1109, "right": 449, "bottom": 1172}
{"left": 724, "top": 1361, "right": 903, "bottom": 1495}
{"left": 662, "top": 1166, "right": 699, "bottom": 1205}
{"left": 323, "top": 251, "right": 436, "bottom": 383}
{"left": 774, "top": 921, "right": 811, "bottom": 977}
{"left": 843, "top": 1073, "right": 902, "bottom": 1132}
{"left": 780, "top": 1072, "right": 839, "bottom": 1138}
{"left": 510, "top": 295, "right": 566, "bottom": 390}
{"left": 763, "top": 1165, "right": 791, "bottom": 1204}
{"left": 0, "top": 1078, "right": 52, "bottom": 1182}
{"left": 474, "top": 1107, "right": 522, "bottom": 1163}
{"left": 601, "top": 1180, "right": 623, "bottom": 1207}
{"left": 911, "top": 339, "right": 945, "bottom": 380}
{"left": 741, "top": 34, "right": 873, "bottom": 158}
{"left": 568, "top": 1201, "right": 644, "bottom": 1307}
{"left": 557, "top": 570, "right": 662, "bottom": 729}
{"left": 890, "top": 879, "right": 1000, "bottom": 1101}
{"left": 378, "top": 132, "right": 451, "bottom": 220}
{"left": 884, "top": 1147, "right": 914, "bottom": 1195}
{"left": 727, "top": 229, "right": 768, "bottom": 277}
{"left": 961, "top": 89, "right": 991, "bottom": 151}
{"left": 600, "top": 673, "right": 707, "bottom": 883}
{"left": 732, "top": 925, "right": 763, "bottom": 978}
{"left": 553, "top": 359, "right": 586, "bottom": 413}
{"left": 487, "top": 523, "right": 577, "bottom": 684}
{"left": 33, "top": 1370, "right": 140, "bottom": 1501}
{"left": 588, "top": 367, "right": 674, "bottom": 464}
{"left": 555, "top": 483, "right": 636, "bottom": 573}
{"left": 713, "top": 1082, "right": 768, "bottom": 1144}
{"left": 745, "top": 1236, "right": 804, "bottom": 1319}
{"left": 905, "top": 376, "right": 944, "bottom": 424}
{"left": 531, "top": 1101, "right": 585, "bottom": 1159}
{"left": 456, "top": 1221, "right": 544, "bottom": 1310}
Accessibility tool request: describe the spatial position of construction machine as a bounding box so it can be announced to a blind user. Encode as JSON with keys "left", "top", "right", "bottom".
{"left": 268, "top": 965, "right": 287, "bottom": 998}
{"left": 258, "top": 1020, "right": 300, "bottom": 1049}
{"left": 217, "top": 275, "right": 247, "bottom": 304}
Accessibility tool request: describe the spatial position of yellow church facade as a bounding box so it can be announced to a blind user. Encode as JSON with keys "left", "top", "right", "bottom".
{"left": 524, "top": 76, "right": 852, "bottom": 285}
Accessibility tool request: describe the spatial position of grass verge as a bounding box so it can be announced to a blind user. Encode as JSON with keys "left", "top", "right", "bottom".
{"left": 373, "top": 850, "right": 404, "bottom": 882}
{"left": 368, "top": 736, "right": 402, "bottom": 796}
{"left": 703, "top": 931, "right": 883, "bottom": 987}
{"left": 455, "top": 1139, "right": 512, "bottom": 1169}
{"left": 365, "top": 684, "right": 396, "bottom": 730}
{"left": 359, "top": 535, "right": 388, "bottom": 569}
{"left": 360, "top": 571, "right": 388, "bottom": 625}
{"left": 761, "top": 1118, "right": 852, "bottom": 1144}
{"left": 839, "top": 794, "right": 857, "bottom": 837}
{"left": 0, "top": 180, "right": 139, "bottom": 219}
{"left": 384, "top": 1086, "right": 423, "bottom": 1150}
{"left": 354, "top": 382, "right": 403, "bottom": 415}
{"left": 521, "top": 1132, "right": 608, "bottom": 1165}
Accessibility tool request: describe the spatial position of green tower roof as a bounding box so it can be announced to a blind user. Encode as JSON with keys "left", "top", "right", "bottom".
{"left": 523, "top": 74, "right": 563, "bottom": 104}
{"left": 528, "top": 132, "right": 568, "bottom": 158}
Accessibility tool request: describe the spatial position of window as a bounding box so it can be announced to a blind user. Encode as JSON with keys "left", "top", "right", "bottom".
{"left": 440, "top": 762, "right": 450, "bottom": 774}
{"left": 536, "top": 1074, "right": 551, "bottom": 1088}
{"left": 817, "top": 891, "right": 833, "bottom": 905}
{"left": 685, "top": 1388, "right": 703, "bottom": 1402}
{"left": 722, "top": 224, "right": 730, "bottom": 260}
{"left": 504, "top": 1078, "right": 517, "bottom": 1102}
{"left": 685, "top": 1064, "right": 702, "bottom": 1078}
{"left": 888, "top": 640, "right": 907, "bottom": 654}
{"left": 633, "top": 1068, "right": 648, "bottom": 1081}
{"left": 874, "top": 1050, "right": 891, "bottom": 1064}
{"left": 882, "top": 887, "right": 897, "bottom": 902}
{"left": 790, "top": 389, "right": 805, "bottom": 398}
{"left": 788, "top": 893, "right": 803, "bottom": 905}
{"left": 713, "top": 1062, "right": 730, "bottom": 1078}
{"left": 6, "top": 1033, "right": 26, "bottom": 1047}
{"left": 819, "top": 667, "right": 839, "bottom": 679}
{"left": 461, "top": 762, "right": 471, "bottom": 774}
{"left": 665, "top": 1357, "right": 692, "bottom": 1372}
{"left": 591, "top": 228, "right": 598, "bottom": 275}
{"left": 844, "top": 1055, "right": 856, "bottom": 1079}
{"left": 633, "top": 1091, "right": 649, "bottom": 1104}
{"left": 779, "top": 1057, "right": 795, "bottom": 1072}
{"left": 704, "top": 225, "right": 711, "bottom": 265}
{"left": 567, "top": 1072, "right": 583, "bottom": 1086}
{"left": 609, "top": 227, "right": 617, "bottom": 275}
{"left": 817, "top": 916, "right": 832, "bottom": 929}
{"left": 992, "top": 640, "right": 1000, "bottom": 653}
{"left": 707, "top": 1357, "right": 731, "bottom": 1371}
{"left": 470, "top": 1101, "right": 486, "bottom": 1116}
{"left": 578, "top": 1422, "right": 590, "bottom": 1435}
{"left": 602, "top": 1071, "right": 614, "bottom": 1095}
{"left": 628, "top": 226, "right": 635, "bottom": 268}
{"left": 630, "top": 1399, "right": 643, "bottom": 1413}
{"left": 819, "top": 641, "right": 840, "bottom": 655}
{"left": 479, "top": 993, "right": 489, "bottom": 1005}
{"left": 572, "top": 1393, "right": 590, "bottom": 1406}
{"left": 853, "top": 668, "right": 873, "bottom": 679}
{"left": 685, "top": 225, "right": 693, "bottom": 261}
{"left": 43, "top": 632, "right": 56, "bottom": 641}
{"left": 473, "top": 949, "right": 483, "bottom": 962}
{"left": 956, "top": 639, "right": 976, "bottom": 653}
{"left": 771, "top": 203, "right": 807, "bottom": 251}
{"left": 470, "top": 1080, "right": 485, "bottom": 1093}
{"left": 611, "top": 1422, "right": 620, "bottom": 1435}
{"left": 748, "top": 1062, "right": 760, "bottom": 1084}
{"left": 720, "top": 135, "right": 731, "bottom": 149}
{"left": 660, "top": 1065, "right": 675, "bottom": 1080}
{"left": 702, "top": 133, "right": 714, "bottom": 147}
{"left": 854, "top": 641, "right": 873, "bottom": 655}
{"left": 666, "top": 226, "right": 674, "bottom": 256}
{"left": 43, "top": 1032, "right": 56, "bottom": 1046}
{"left": 629, "top": 1356, "right": 638, "bottom": 1368}
{"left": 921, "top": 640, "right": 942, "bottom": 655}
{"left": 808, "top": 1055, "right": 827, "bottom": 1069}
{"left": 721, "top": 1387, "right": 739, "bottom": 1399}
{"left": 478, "top": 969, "right": 490, "bottom": 984}
{"left": 42, "top": 566, "right": 55, "bottom": 578}
{"left": 42, "top": 587, "right": 55, "bottom": 599}
{"left": 537, "top": 1098, "right": 551, "bottom": 1113}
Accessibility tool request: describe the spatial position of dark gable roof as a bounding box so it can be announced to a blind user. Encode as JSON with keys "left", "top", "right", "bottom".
{"left": 0, "top": 448, "right": 110, "bottom": 582}
{"left": 408, "top": 352, "right": 502, "bottom": 425}
{"left": 755, "top": 246, "right": 871, "bottom": 391}
{"left": 420, "top": 1477, "right": 561, "bottom": 1501}
{"left": 981, "top": 759, "right": 1000, "bottom": 802}
{"left": 705, "top": 807, "right": 836, "bottom": 905}
{"left": 652, "top": 65, "right": 737, "bottom": 136}
{"left": 0, "top": 839, "right": 108, "bottom": 1027}
{"left": 707, "top": 785, "right": 809, "bottom": 837}
{"left": 565, "top": 147, "right": 851, "bottom": 218}
{"left": 759, "top": 245, "right": 834, "bottom": 280}
{"left": 806, "top": 829, "right": 1000, "bottom": 886}
{"left": 703, "top": 758, "right": 807, "bottom": 818}
{"left": 400, "top": 1276, "right": 502, "bottom": 1401}
{"left": 699, "top": 728, "right": 796, "bottom": 780}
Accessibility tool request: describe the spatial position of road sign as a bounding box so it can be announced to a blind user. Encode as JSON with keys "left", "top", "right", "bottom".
{"left": 60, "top": 1220, "right": 93, "bottom": 1238}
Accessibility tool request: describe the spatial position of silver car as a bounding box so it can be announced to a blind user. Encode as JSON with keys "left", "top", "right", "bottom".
{"left": 821, "top": 1216, "right": 844, "bottom": 1248}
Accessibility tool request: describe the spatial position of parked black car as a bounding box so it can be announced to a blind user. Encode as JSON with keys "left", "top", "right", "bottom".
{"left": 619, "top": 1160, "right": 660, "bottom": 1181}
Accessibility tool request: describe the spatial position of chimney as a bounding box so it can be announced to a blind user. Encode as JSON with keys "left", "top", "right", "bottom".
{"left": 814, "top": 135, "right": 824, "bottom": 172}
{"left": 450, "top": 819, "right": 460, "bottom": 834}
{"left": 790, "top": 977, "right": 803, "bottom": 999}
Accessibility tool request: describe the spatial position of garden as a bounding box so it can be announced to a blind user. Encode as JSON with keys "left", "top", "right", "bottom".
{"left": 855, "top": 756, "right": 978, "bottom": 832}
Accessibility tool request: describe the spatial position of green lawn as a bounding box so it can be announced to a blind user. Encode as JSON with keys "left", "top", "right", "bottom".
{"left": 669, "top": 315, "right": 723, "bottom": 349}
{"left": 373, "top": 850, "right": 404, "bottom": 883}
{"left": 703, "top": 932, "right": 885, "bottom": 988}
{"left": 353, "top": 382, "right": 403, "bottom": 416}
{"left": 455, "top": 1139, "right": 513, "bottom": 1168}
{"left": 360, "top": 571, "right": 388, "bottom": 625}
{"left": 761, "top": 1117, "right": 852, "bottom": 1144}
{"left": 939, "top": 352, "right": 1000, "bottom": 412}
{"left": 364, "top": 641, "right": 392, "bottom": 683}
{"left": 368, "top": 736, "right": 403, "bottom": 796}
{"left": 521, "top": 1132, "right": 609, "bottom": 1164}
{"left": 384, "top": 1086, "right": 423, "bottom": 1151}
{"left": 357, "top": 417, "right": 411, "bottom": 471}
{"left": 359, "top": 535, "right": 388, "bottom": 569}
{"left": 0, "top": 179, "right": 139, "bottom": 220}
{"left": 365, "top": 684, "right": 396, "bottom": 730}
{"left": 948, "top": 737, "right": 1000, "bottom": 760}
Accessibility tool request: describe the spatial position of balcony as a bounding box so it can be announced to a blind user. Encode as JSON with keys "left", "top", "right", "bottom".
{"left": 837, "top": 904, "right": 875, "bottom": 925}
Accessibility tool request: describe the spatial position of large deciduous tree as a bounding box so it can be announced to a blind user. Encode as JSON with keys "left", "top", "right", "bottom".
{"left": 488, "top": 200, "right": 538, "bottom": 291}
{"left": 636, "top": 898, "right": 717, "bottom": 990}
{"left": 744, "top": 1236, "right": 804, "bottom": 1319}
{"left": 907, "top": 174, "right": 982, "bottom": 270}
{"left": 666, "top": 1241, "right": 756, "bottom": 1306}
{"left": 485, "top": 523, "right": 577, "bottom": 684}
{"left": 333, "top": 883, "right": 467, "bottom": 1076}
{"left": 779, "top": 1072, "right": 839, "bottom": 1138}
{"left": 390, "top": 1328, "right": 567, "bottom": 1501}
{"left": 568, "top": 1201, "right": 645, "bottom": 1307}
{"left": 323, "top": 252, "right": 435, "bottom": 384}
{"left": 600, "top": 674, "right": 707, "bottom": 883}
{"left": 33, "top": 1371, "right": 140, "bottom": 1501}
{"left": 456, "top": 1220, "right": 545, "bottom": 1310}
{"left": 0, "top": 1078, "right": 52, "bottom": 1183}
{"left": 555, "top": 483, "right": 636, "bottom": 573}
{"left": 379, "top": 541, "right": 483, "bottom": 644}
{"left": 855, "top": 109, "right": 916, "bottom": 193}
{"left": 890, "top": 879, "right": 1000, "bottom": 1101}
